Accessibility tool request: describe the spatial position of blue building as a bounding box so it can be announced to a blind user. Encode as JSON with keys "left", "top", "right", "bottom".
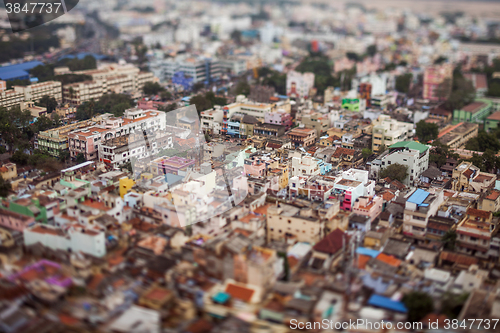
{"left": 0, "top": 61, "right": 43, "bottom": 81}
{"left": 172, "top": 71, "right": 194, "bottom": 91}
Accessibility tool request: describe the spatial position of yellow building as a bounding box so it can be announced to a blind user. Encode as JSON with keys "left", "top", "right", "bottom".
{"left": 119, "top": 177, "right": 135, "bottom": 198}
{"left": 0, "top": 163, "right": 16, "bottom": 181}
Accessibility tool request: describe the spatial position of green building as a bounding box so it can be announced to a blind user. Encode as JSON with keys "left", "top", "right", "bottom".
{"left": 7, "top": 197, "right": 48, "bottom": 223}
{"left": 341, "top": 98, "right": 366, "bottom": 112}
{"left": 484, "top": 112, "right": 500, "bottom": 133}
{"left": 453, "top": 100, "right": 492, "bottom": 124}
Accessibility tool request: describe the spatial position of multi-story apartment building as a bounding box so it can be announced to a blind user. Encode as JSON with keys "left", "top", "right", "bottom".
{"left": 63, "top": 79, "right": 107, "bottom": 105}
{"left": 288, "top": 127, "right": 317, "bottom": 148}
{"left": 378, "top": 141, "right": 430, "bottom": 185}
{"left": 99, "top": 131, "right": 174, "bottom": 168}
{"left": 68, "top": 108, "right": 166, "bottom": 161}
{"left": 36, "top": 119, "right": 97, "bottom": 157}
{"left": 479, "top": 190, "right": 500, "bottom": 212}
{"left": 63, "top": 64, "right": 155, "bottom": 104}
{"left": 359, "top": 82, "right": 372, "bottom": 108}
{"left": 403, "top": 188, "right": 445, "bottom": 240}
{"left": 291, "top": 156, "right": 332, "bottom": 177}
{"left": 371, "top": 115, "right": 414, "bottom": 152}
{"left": 150, "top": 56, "right": 221, "bottom": 83}
{"left": 0, "top": 81, "right": 62, "bottom": 108}
{"left": 286, "top": 70, "right": 315, "bottom": 99}
{"left": 456, "top": 208, "right": 495, "bottom": 258}
{"left": 266, "top": 203, "right": 324, "bottom": 244}
{"left": 423, "top": 63, "right": 453, "bottom": 101}
{"left": 288, "top": 175, "right": 336, "bottom": 202}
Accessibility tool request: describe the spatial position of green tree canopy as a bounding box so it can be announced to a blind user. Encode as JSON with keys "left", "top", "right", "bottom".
{"left": 0, "top": 175, "right": 11, "bottom": 198}
{"left": 465, "top": 131, "right": 500, "bottom": 152}
{"left": 76, "top": 153, "right": 86, "bottom": 164}
{"left": 379, "top": 163, "right": 408, "bottom": 182}
{"left": 234, "top": 81, "right": 251, "bottom": 96}
{"left": 442, "top": 230, "right": 457, "bottom": 251}
{"left": 395, "top": 73, "right": 413, "bottom": 94}
{"left": 416, "top": 120, "right": 439, "bottom": 143}
{"left": 362, "top": 148, "right": 372, "bottom": 160}
{"left": 37, "top": 95, "right": 58, "bottom": 113}
{"left": 142, "top": 82, "right": 165, "bottom": 95}
{"left": 402, "top": 291, "right": 434, "bottom": 322}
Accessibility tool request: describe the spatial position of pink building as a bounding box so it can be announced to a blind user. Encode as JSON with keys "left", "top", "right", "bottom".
{"left": 423, "top": 64, "right": 453, "bottom": 101}
{"left": 352, "top": 196, "right": 383, "bottom": 222}
{"left": 0, "top": 208, "right": 35, "bottom": 232}
{"left": 244, "top": 159, "right": 266, "bottom": 177}
{"left": 264, "top": 111, "right": 292, "bottom": 130}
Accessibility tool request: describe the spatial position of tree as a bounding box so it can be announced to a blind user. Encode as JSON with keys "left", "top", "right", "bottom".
{"left": 441, "top": 292, "right": 469, "bottom": 319}
{"left": 465, "top": 131, "right": 500, "bottom": 152}
{"left": 379, "top": 163, "right": 408, "bottom": 182}
{"left": 442, "top": 230, "right": 457, "bottom": 251}
{"left": 234, "top": 81, "right": 251, "bottom": 96}
{"left": 0, "top": 175, "right": 11, "bottom": 198}
{"left": 346, "top": 52, "right": 360, "bottom": 62}
{"left": 160, "top": 90, "right": 172, "bottom": 101}
{"left": 434, "top": 56, "right": 448, "bottom": 65}
{"left": 429, "top": 140, "right": 458, "bottom": 168}
{"left": 191, "top": 94, "right": 213, "bottom": 114}
{"left": 402, "top": 291, "right": 434, "bottom": 322}
{"left": 366, "top": 44, "right": 377, "bottom": 57}
{"left": 230, "top": 30, "right": 242, "bottom": 44}
{"left": 488, "top": 81, "right": 500, "bottom": 97}
{"left": 362, "top": 148, "right": 372, "bottom": 161}
{"left": 111, "top": 102, "right": 131, "bottom": 117}
{"left": 75, "top": 153, "right": 86, "bottom": 164}
{"left": 34, "top": 114, "right": 55, "bottom": 132}
{"left": 395, "top": 73, "right": 413, "bottom": 93}
{"left": 416, "top": 120, "right": 439, "bottom": 143}
{"left": 142, "top": 82, "right": 165, "bottom": 95}
{"left": 435, "top": 78, "right": 452, "bottom": 102}
{"left": 0, "top": 106, "right": 33, "bottom": 153}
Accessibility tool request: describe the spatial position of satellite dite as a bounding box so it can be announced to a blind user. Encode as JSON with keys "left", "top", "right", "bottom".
{"left": 125, "top": 105, "right": 248, "bottom": 228}
{"left": 4, "top": 0, "right": 79, "bottom": 32}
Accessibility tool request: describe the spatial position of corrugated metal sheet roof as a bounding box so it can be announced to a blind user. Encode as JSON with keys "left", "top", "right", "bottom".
{"left": 407, "top": 188, "right": 430, "bottom": 205}
{"left": 0, "top": 69, "right": 30, "bottom": 80}
{"left": 368, "top": 295, "right": 408, "bottom": 313}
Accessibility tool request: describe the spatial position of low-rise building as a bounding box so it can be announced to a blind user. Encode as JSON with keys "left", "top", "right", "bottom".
{"left": 352, "top": 196, "right": 383, "bottom": 223}
{"left": 453, "top": 101, "right": 492, "bottom": 124}
{"left": 438, "top": 122, "right": 478, "bottom": 150}
{"left": 452, "top": 162, "right": 496, "bottom": 193}
{"left": 371, "top": 115, "right": 413, "bottom": 152}
{"left": 266, "top": 203, "right": 323, "bottom": 244}
{"left": 36, "top": 119, "right": 96, "bottom": 157}
{"left": 24, "top": 223, "right": 106, "bottom": 257}
{"left": 287, "top": 127, "right": 317, "bottom": 148}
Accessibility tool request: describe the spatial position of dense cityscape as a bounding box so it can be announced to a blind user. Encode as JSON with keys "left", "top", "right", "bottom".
{"left": 1, "top": 0, "right": 500, "bottom": 332}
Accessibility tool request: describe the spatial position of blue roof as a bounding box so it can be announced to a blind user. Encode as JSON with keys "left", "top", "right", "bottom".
{"left": 356, "top": 247, "right": 380, "bottom": 258}
{"left": 181, "top": 96, "right": 191, "bottom": 102}
{"left": 212, "top": 291, "right": 230, "bottom": 304}
{"left": 165, "top": 173, "right": 184, "bottom": 186}
{"left": 0, "top": 61, "right": 43, "bottom": 73}
{"left": 368, "top": 295, "right": 408, "bottom": 313}
{"left": 407, "top": 188, "right": 430, "bottom": 206}
{"left": 58, "top": 53, "right": 107, "bottom": 61}
{"left": 0, "top": 69, "right": 30, "bottom": 80}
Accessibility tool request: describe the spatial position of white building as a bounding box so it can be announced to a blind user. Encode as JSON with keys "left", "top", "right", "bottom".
{"left": 403, "top": 188, "right": 445, "bottom": 239}
{"left": 291, "top": 156, "right": 321, "bottom": 177}
{"left": 377, "top": 141, "right": 430, "bottom": 186}
{"left": 24, "top": 223, "right": 106, "bottom": 257}
{"left": 287, "top": 70, "right": 315, "bottom": 99}
{"left": 149, "top": 56, "right": 221, "bottom": 83}
{"left": 200, "top": 107, "right": 224, "bottom": 134}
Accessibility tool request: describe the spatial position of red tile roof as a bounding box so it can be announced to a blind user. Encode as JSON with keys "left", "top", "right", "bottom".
{"left": 466, "top": 208, "right": 491, "bottom": 219}
{"left": 313, "top": 228, "right": 348, "bottom": 255}
{"left": 225, "top": 283, "right": 255, "bottom": 302}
